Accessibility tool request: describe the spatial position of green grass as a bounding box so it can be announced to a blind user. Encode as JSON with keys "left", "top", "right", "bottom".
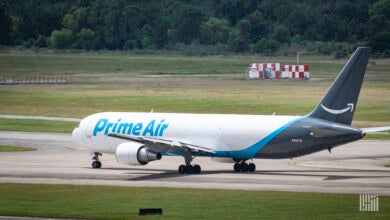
{"left": 385, "top": 164, "right": 390, "bottom": 168}
{"left": 0, "top": 118, "right": 77, "bottom": 133}
{"left": 0, "top": 50, "right": 346, "bottom": 75}
{"left": 0, "top": 145, "right": 35, "bottom": 152}
{"left": 364, "top": 133, "right": 390, "bottom": 140}
{"left": 0, "top": 183, "right": 388, "bottom": 219}
{"left": 0, "top": 91, "right": 317, "bottom": 117}
{"left": 0, "top": 51, "right": 389, "bottom": 129}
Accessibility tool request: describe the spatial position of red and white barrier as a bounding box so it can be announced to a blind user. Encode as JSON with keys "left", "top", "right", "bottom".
{"left": 281, "top": 65, "right": 310, "bottom": 79}
{"left": 248, "top": 63, "right": 280, "bottom": 79}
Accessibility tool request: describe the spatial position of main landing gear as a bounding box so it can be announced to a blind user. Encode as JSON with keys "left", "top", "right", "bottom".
{"left": 92, "top": 152, "right": 102, "bottom": 169}
{"left": 233, "top": 161, "right": 256, "bottom": 172}
{"left": 178, "top": 150, "right": 201, "bottom": 174}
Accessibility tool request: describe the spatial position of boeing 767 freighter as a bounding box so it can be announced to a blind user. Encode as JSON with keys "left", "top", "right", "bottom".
{"left": 72, "top": 47, "right": 389, "bottom": 174}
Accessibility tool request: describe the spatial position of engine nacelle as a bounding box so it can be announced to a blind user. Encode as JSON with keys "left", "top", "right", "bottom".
{"left": 115, "top": 142, "right": 162, "bottom": 166}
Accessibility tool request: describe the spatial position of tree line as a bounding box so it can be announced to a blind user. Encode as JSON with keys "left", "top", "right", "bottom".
{"left": 1, "top": 0, "right": 389, "bottom": 56}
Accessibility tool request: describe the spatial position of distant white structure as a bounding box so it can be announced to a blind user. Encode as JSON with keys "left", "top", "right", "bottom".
{"left": 281, "top": 65, "right": 310, "bottom": 79}
{"left": 244, "top": 63, "right": 310, "bottom": 80}
{"left": 247, "top": 63, "right": 280, "bottom": 79}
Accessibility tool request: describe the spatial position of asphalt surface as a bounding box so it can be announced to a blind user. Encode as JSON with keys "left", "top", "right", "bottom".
{"left": 0, "top": 131, "right": 389, "bottom": 195}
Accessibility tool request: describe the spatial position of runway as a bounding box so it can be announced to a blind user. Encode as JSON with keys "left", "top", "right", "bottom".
{"left": 0, "top": 131, "right": 389, "bottom": 195}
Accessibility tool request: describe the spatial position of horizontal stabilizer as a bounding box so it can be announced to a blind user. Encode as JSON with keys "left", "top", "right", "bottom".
{"left": 361, "top": 126, "right": 390, "bottom": 133}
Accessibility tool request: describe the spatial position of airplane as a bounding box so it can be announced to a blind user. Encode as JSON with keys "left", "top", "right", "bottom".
{"left": 72, "top": 47, "right": 390, "bottom": 174}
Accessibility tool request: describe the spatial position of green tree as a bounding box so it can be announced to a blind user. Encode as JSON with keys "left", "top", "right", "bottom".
{"left": 227, "top": 28, "right": 248, "bottom": 52}
{"left": 271, "top": 24, "right": 290, "bottom": 43}
{"left": 175, "top": 6, "right": 204, "bottom": 44}
{"left": 251, "top": 38, "right": 280, "bottom": 55}
{"left": 368, "top": 0, "right": 390, "bottom": 54}
{"left": 153, "top": 18, "right": 170, "bottom": 49}
{"left": 0, "top": 1, "right": 11, "bottom": 45}
{"left": 48, "top": 29, "right": 73, "bottom": 49}
{"left": 200, "top": 17, "right": 230, "bottom": 45}
{"left": 75, "top": 28, "right": 95, "bottom": 49}
{"left": 246, "top": 10, "right": 268, "bottom": 42}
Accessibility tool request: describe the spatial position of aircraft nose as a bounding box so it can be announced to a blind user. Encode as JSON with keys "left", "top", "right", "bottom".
{"left": 72, "top": 126, "right": 83, "bottom": 147}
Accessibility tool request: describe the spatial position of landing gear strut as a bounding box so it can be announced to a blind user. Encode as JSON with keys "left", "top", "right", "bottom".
{"left": 178, "top": 150, "right": 201, "bottom": 174}
{"left": 233, "top": 160, "right": 256, "bottom": 173}
{"left": 92, "top": 152, "right": 102, "bottom": 168}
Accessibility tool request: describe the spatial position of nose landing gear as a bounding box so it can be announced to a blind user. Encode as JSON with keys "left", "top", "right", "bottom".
{"left": 92, "top": 152, "right": 102, "bottom": 168}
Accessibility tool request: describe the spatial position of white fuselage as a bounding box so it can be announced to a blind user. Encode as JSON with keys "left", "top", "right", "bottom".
{"left": 73, "top": 112, "right": 300, "bottom": 158}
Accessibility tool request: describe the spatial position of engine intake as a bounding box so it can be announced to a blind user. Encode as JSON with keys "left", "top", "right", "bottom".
{"left": 116, "top": 142, "right": 162, "bottom": 166}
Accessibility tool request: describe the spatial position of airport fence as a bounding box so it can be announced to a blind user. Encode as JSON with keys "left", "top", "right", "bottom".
{"left": 0, "top": 74, "right": 71, "bottom": 85}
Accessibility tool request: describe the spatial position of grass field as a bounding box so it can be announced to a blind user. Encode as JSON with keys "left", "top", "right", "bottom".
{"left": 0, "top": 118, "right": 77, "bottom": 133}
{"left": 0, "top": 50, "right": 348, "bottom": 75}
{"left": 0, "top": 49, "right": 388, "bottom": 135}
{"left": 364, "top": 133, "right": 390, "bottom": 140}
{"left": 0, "top": 50, "right": 389, "bottom": 128}
{"left": 0, "top": 145, "right": 35, "bottom": 152}
{"left": 0, "top": 183, "right": 388, "bottom": 219}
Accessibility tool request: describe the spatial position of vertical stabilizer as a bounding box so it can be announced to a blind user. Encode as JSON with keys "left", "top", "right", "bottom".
{"left": 309, "top": 47, "right": 371, "bottom": 125}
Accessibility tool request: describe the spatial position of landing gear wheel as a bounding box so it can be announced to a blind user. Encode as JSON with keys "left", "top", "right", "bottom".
{"left": 186, "top": 165, "right": 194, "bottom": 174}
{"left": 92, "top": 161, "right": 101, "bottom": 169}
{"left": 194, "top": 165, "right": 201, "bottom": 174}
{"left": 178, "top": 150, "right": 202, "bottom": 174}
{"left": 248, "top": 163, "right": 256, "bottom": 172}
{"left": 240, "top": 162, "right": 249, "bottom": 172}
{"left": 91, "top": 152, "right": 102, "bottom": 169}
{"left": 178, "top": 165, "right": 186, "bottom": 174}
{"left": 233, "top": 163, "right": 240, "bottom": 172}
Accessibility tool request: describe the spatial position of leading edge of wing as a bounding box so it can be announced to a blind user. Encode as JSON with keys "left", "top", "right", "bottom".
{"left": 108, "top": 133, "right": 214, "bottom": 153}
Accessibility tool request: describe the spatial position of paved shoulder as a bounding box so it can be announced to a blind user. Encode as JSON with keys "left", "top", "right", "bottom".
{"left": 0, "top": 131, "right": 75, "bottom": 150}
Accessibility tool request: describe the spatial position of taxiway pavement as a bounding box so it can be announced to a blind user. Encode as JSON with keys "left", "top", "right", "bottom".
{"left": 0, "top": 131, "right": 389, "bottom": 195}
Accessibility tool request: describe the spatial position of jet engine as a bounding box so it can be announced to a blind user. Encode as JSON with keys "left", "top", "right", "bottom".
{"left": 115, "top": 142, "right": 162, "bottom": 166}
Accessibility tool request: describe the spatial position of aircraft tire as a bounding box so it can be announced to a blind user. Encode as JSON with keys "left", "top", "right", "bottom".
{"left": 186, "top": 165, "right": 194, "bottom": 174}
{"left": 233, "top": 163, "right": 240, "bottom": 172}
{"left": 240, "top": 162, "right": 249, "bottom": 172}
{"left": 178, "top": 165, "right": 186, "bottom": 174}
{"left": 92, "top": 161, "right": 101, "bottom": 169}
{"left": 194, "top": 165, "right": 201, "bottom": 174}
{"left": 248, "top": 163, "right": 256, "bottom": 172}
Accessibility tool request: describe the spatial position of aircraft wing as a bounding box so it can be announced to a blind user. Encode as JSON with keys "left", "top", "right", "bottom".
{"left": 108, "top": 133, "right": 214, "bottom": 154}
{"left": 361, "top": 126, "right": 390, "bottom": 133}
